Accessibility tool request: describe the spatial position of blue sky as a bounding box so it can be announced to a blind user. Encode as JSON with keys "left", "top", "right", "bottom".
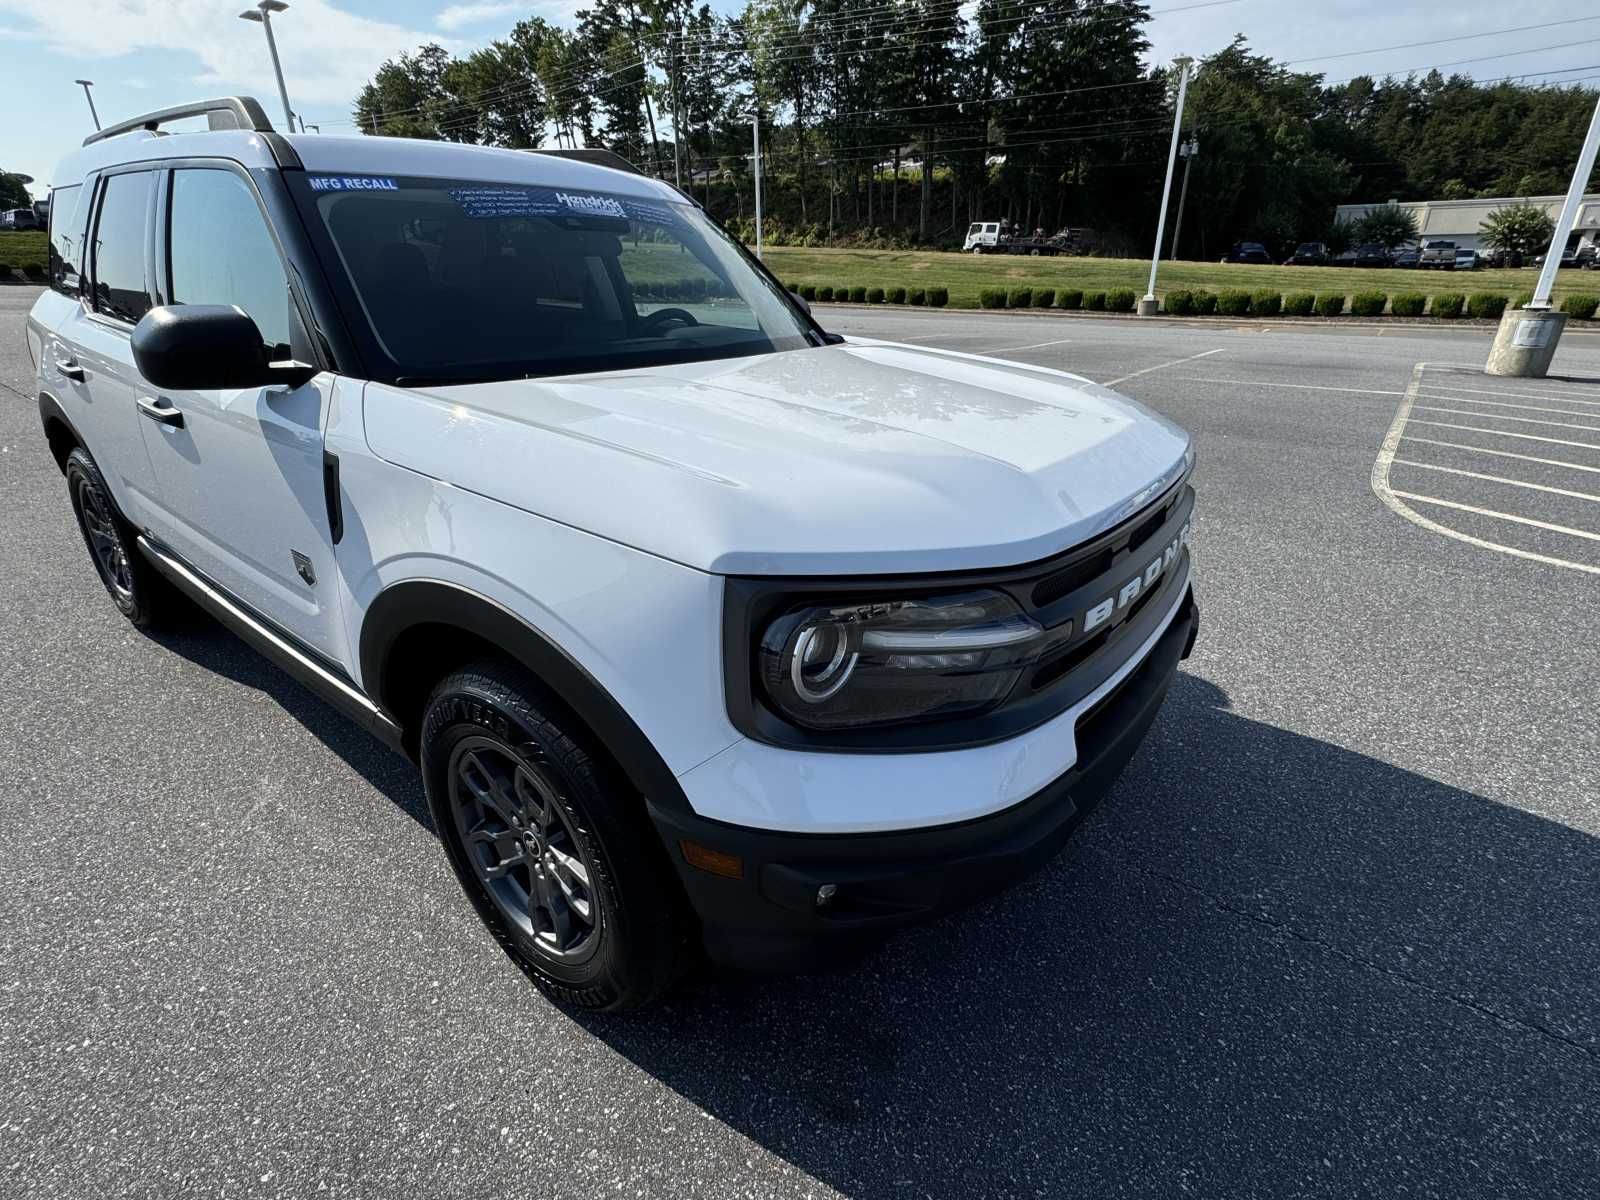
{"left": 4, "top": 1, "right": 1600, "bottom": 198}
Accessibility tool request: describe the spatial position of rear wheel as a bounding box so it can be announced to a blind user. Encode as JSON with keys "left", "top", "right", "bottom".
{"left": 65, "top": 447, "right": 182, "bottom": 627}
{"left": 420, "top": 659, "right": 687, "bottom": 1011}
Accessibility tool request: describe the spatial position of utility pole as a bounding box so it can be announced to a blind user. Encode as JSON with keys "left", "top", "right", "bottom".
{"left": 668, "top": 28, "right": 684, "bottom": 189}
{"left": 239, "top": 1, "right": 294, "bottom": 133}
{"left": 753, "top": 109, "right": 764, "bottom": 260}
{"left": 1169, "top": 136, "right": 1198, "bottom": 260}
{"left": 1487, "top": 88, "right": 1600, "bottom": 376}
{"left": 1141, "top": 56, "right": 1193, "bottom": 316}
{"left": 74, "top": 80, "right": 101, "bottom": 131}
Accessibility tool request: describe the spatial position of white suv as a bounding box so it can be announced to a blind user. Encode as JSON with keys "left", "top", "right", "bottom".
{"left": 27, "top": 98, "right": 1198, "bottom": 1011}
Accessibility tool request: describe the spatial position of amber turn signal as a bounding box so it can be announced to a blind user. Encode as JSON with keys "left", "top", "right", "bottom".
{"left": 679, "top": 839, "right": 744, "bottom": 879}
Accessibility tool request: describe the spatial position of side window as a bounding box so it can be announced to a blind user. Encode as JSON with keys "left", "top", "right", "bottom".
{"left": 91, "top": 171, "right": 154, "bottom": 323}
{"left": 48, "top": 183, "right": 86, "bottom": 297}
{"left": 168, "top": 168, "right": 291, "bottom": 354}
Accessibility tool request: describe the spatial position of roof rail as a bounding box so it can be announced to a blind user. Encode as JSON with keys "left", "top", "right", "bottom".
{"left": 83, "top": 96, "right": 274, "bottom": 147}
{"left": 527, "top": 147, "right": 644, "bottom": 177}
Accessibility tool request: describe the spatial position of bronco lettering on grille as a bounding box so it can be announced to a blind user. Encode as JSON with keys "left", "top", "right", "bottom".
{"left": 1083, "top": 522, "right": 1190, "bottom": 634}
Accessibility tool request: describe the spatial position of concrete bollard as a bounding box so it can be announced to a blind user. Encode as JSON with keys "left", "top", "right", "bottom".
{"left": 1137, "top": 298, "right": 1160, "bottom": 317}
{"left": 1486, "top": 307, "right": 1568, "bottom": 377}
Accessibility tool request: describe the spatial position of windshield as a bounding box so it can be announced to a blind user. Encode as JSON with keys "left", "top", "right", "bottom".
{"left": 295, "top": 172, "right": 816, "bottom": 384}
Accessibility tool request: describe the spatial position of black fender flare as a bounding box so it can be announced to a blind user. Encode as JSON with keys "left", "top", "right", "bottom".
{"left": 358, "top": 579, "right": 693, "bottom": 815}
{"left": 38, "top": 390, "right": 85, "bottom": 472}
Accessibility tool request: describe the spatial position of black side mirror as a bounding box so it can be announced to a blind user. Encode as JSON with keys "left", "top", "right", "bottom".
{"left": 789, "top": 290, "right": 812, "bottom": 316}
{"left": 132, "top": 305, "right": 316, "bottom": 391}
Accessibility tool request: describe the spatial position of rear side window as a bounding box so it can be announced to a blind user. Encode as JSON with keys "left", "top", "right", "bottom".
{"left": 91, "top": 171, "right": 154, "bottom": 324}
{"left": 48, "top": 184, "right": 86, "bottom": 297}
{"left": 167, "top": 168, "right": 291, "bottom": 354}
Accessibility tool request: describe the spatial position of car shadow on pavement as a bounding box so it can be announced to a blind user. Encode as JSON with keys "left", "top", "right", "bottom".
{"left": 146, "top": 619, "right": 433, "bottom": 831}
{"left": 581, "top": 673, "right": 1600, "bottom": 1198}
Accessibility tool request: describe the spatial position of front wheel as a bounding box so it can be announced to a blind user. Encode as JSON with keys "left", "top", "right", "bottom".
{"left": 420, "top": 659, "right": 687, "bottom": 1011}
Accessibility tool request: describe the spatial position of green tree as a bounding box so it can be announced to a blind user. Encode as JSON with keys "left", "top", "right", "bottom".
{"left": 1353, "top": 203, "right": 1418, "bottom": 251}
{"left": 0, "top": 171, "right": 29, "bottom": 210}
{"left": 1480, "top": 202, "right": 1554, "bottom": 259}
{"left": 1324, "top": 215, "right": 1359, "bottom": 255}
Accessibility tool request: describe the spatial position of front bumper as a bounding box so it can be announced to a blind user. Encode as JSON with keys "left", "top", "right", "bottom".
{"left": 649, "top": 586, "right": 1197, "bottom": 972}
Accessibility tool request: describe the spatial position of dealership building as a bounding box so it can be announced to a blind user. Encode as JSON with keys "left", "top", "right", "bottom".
{"left": 1334, "top": 194, "right": 1600, "bottom": 251}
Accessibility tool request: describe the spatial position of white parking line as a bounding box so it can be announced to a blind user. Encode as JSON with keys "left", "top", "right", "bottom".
{"left": 1103, "top": 348, "right": 1224, "bottom": 387}
{"left": 980, "top": 337, "right": 1074, "bottom": 355}
{"left": 1405, "top": 418, "right": 1600, "bottom": 452}
{"left": 1413, "top": 390, "right": 1600, "bottom": 419}
{"left": 1412, "top": 377, "right": 1600, "bottom": 404}
{"left": 1165, "top": 375, "right": 1406, "bottom": 398}
{"left": 1391, "top": 458, "right": 1600, "bottom": 503}
{"left": 1371, "top": 363, "right": 1600, "bottom": 576}
{"left": 1401, "top": 435, "right": 1600, "bottom": 475}
{"left": 1390, "top": 491, "right": 1600, "bottom": 546}
{"left": 1410, "top": 404, "right": 1600, "bottom": 433}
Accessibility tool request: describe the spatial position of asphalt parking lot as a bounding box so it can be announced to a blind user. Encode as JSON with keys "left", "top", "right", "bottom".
{"left": 3, "top": 285, "right": 1598, "bottom": 1198}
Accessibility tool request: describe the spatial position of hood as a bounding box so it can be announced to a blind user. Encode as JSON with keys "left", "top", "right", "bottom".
{"left": 360, "top": 340, "right": 1191, "bottom": 575}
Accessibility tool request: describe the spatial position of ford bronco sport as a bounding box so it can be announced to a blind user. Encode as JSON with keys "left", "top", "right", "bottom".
{"left": 27, "top": 98, "right": 1198, "bottom": 1011}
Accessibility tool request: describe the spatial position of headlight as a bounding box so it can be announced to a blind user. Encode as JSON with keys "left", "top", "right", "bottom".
{"left": 757, "top": 590, "right": 1057, "bottom": 730}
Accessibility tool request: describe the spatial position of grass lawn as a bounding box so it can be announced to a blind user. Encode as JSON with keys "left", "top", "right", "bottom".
{"left": 0, "top": 230, "right": 46, "bottom": 275}
{"left": 761, "top": 245, "right": 1600, "bottom": 311}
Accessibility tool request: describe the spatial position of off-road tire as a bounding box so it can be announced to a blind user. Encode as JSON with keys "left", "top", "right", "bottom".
{"left": 65, "top": 447, "right": 182, "bottom": 627}
{"left": 420, "top": 658, "right": 688, "bottom": 1012}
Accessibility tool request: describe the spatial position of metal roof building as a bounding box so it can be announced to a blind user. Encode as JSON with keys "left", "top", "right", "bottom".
{"left": 1334, "top": 194, "right": 1600, "bottom": 251}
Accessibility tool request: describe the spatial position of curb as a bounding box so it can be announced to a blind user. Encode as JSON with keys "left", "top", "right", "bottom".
{"left": 812, "top": 302, "right": 1600, "bottom": 335}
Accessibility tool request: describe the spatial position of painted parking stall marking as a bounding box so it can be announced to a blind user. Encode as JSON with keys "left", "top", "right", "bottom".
{"left": 1373, "top": 363, "right": 1600, "bottom": 575}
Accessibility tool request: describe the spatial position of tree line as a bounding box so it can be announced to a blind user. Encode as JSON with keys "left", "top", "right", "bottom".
{"left": 352, "top": 0, "right": 1600, "bottom": 257}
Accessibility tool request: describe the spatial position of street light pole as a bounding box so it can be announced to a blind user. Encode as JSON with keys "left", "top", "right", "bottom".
{"left": 74, "top": 80, "right": 101, "bottom": 131}
{"left": 1529, "top": 90, "right": 1600, "bottom": 311}
{"left": 753, "top": 110, "right": 764, "bottom": 260}
{"left": 239, "top": 1, "right": 294, "bottom": 133}
{"left": 1141, "top": 56, "right": 1193, "bottom": 315}
{"left": 1169, "top": 136, "right": 1198, "bottom": 261}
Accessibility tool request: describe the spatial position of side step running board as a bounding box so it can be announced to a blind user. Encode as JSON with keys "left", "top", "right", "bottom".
{"left": 135, "top": 536, "right": 407, "bottom": 755}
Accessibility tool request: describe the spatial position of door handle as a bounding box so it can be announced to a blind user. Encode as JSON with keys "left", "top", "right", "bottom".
{"left": 55, "top": 356, "right": 85, "bottom": 382}
{"left": 136, "top": 395, "right": 184, "bottom": 429}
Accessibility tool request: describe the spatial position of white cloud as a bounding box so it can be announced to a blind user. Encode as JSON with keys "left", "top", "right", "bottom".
{"left": 436, "top": 2, "right": 520, "bottom": 32}
{"left": 0, "top": 0, "right": 450, "bottom": 108}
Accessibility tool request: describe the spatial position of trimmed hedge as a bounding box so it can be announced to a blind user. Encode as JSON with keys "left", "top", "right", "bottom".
{"left": 1216, "top": 288, "right": 1251, "bottom": 317}
{"left": 1314, "top": 292, "right": 1346, "bottom": 317}
{"left": 1194, "top": 290, "right": 1218, "bottom": 315}
{"left": 1084, "top": 291, "right": 1107, "bottom": 311}
{"left": 849, "top": 285, "right": 868, "bottom": 302}
{"left": 21, "top": 263, "right": 44, "bottom": 281}
{"left": 979, "top": 287, "right": 1006, "bottom": 309}
{"left": 1164, "top": 289, "right": 1196, "bottom": 316}
{"left": 907, "top": 286, "right": 926, "bottom": 306}
{"left": 1433, "top": 292, "right": 1466, "bottom": 319}
{"left": 929, "top": 286, "right": 948, "bottom": 307}
{"left": 1390, "top": 292, "right": 1426, "bottom": 317}
{"left": 1284, "top": 292, "right": 1315, "bottom": 316}
{"left": 816, "top": 285, "right": 833, "bottom": 301}
{"left": 1560, "top": 293, "right": 1600, "bottom": 319}
{"left": 1350, "top": 291, "right": 1387, "bottom": 317}
{"left": 1251, "top": 290, "right": 1281, "bottom": 316}
{"left": 834, "top": 282, "right": 850, "bottom": 300}
{"left": 866, "top": 286, "right": 885, "bottom": 304}
{"left": 1007, "top": 286, "right": 1033, "bottom": 309}
{"left": 887, "top": 285, "right": 906, "bottom": 304}
{"left": 1514, "top": 291, "right": 1533, "bottom": 309}
{"left": 1033, "top": 287, "right": 1055, "bottom": 308}
{"left": 1106, "top": 288, "right": 1137, "bottom": 313}
{"left": 1467, "top": 293, "right": 1508, "bottom": 320}
{"left": 799, "top": 283, "right": 817, "bottom": 301}
{"left": 1056, "top": 288, "right": 1083, "bottom": 310}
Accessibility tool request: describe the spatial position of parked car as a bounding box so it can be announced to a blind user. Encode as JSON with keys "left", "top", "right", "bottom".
{"left": 1452, "top": 248, "right": 1478, "bottom": 271}
{"left": 1418, "top": 240, "right": 1457, "bottom": 269}
{"left": 1335, "top": 244, "right": 1391, "bottom": 268}
{"left": 29, "top": 96, "right": 1199, "bottom": 1011}
{"left": 1, "top": 206, "right": 41, "bottom": 230}
{"left": 1286, "top": 241, "right": 1328, "bottom": 266}
{"left": 1391, "top": 248, "right": 1420, "bottom": 269}
{"left": 1221, "top": 241, "right": 1272, "bottom": 264}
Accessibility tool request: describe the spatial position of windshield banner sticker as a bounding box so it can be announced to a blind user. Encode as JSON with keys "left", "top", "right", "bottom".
{"left": 447, "top": 185, "right": 678, "bottom": 228}
{"left": 308, "top": 175, "right": 399, "bottom": 192}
